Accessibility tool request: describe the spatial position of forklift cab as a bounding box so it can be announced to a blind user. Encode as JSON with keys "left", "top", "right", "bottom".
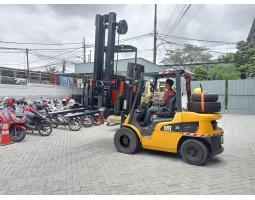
{"left": 135, "top": 70, "right": 193, "bottom": 127}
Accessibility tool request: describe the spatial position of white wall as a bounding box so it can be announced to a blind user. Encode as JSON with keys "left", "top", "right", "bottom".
{"left": 0, "top": 83, "right": 83, "bottom": 99}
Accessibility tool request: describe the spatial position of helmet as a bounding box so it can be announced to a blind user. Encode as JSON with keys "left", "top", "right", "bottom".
{"left": 68, "top": 99, "right": 75, "bottom": 107}
{"left": 64, "top": 96, "right": 70, "bottom": 103}
{"left": 4, "top": 97, "right": 15, "bottom": 106}
{"left": 193, "top": 88, "right": 202, "bottom": 94}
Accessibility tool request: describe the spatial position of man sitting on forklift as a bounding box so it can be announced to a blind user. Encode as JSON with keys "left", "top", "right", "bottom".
{"left": 142, "top": 79, "right": 176, "bottom": 126}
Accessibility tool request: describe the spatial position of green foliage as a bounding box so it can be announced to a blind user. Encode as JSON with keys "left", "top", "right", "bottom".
{"left": 193, "top": 66, "right": 210, "bottom": 80}
{"left": 234, "top": 41, "right": 255, "bottom": 79}
{"left": 47, "top": 66, "right": 60, "bottom": 73}
{"left": 161, "top": 41, "right": 255, "bottom": 80}
{"left": 217, "top": 53, "right": 235, "bottom": 63}
{"left": 208, "top": 64, "right": 240, "bottom": 80}
{"left": 162, "top": 44, "right": 212, "bottom": 64}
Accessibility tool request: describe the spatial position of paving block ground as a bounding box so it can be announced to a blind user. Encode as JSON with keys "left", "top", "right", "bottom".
{"left": 0, "top": 114, "right": 255, "bottom": 195}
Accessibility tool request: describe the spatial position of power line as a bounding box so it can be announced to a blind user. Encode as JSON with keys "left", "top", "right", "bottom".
{"left": 168, "top": 4, "right": 192, "bottom": 34}
{"left": 0, "top": 47, "right": 81, "bottom": 67}
{"left": 158, "top": 33, "right": 237, "bottom": 45}
{"left": 166, "top": 4, "right": 188, "bottom": 35}
{"left": 0, "top": 40, "right": 82, "bottom": 46}
{"left": 162, "top": 5, "right": 178, "bottom": 34}
{"left": 0, "top": 46, "right": 83, "bottom": 51}
{"left": 159, "top": 38, "right": 229, "bottom": 54}
{"left": 29, "top": 47, "right": 81, "bottom": 60}
{"left": 174, "top": 5, "right": 204, "bottom": 36}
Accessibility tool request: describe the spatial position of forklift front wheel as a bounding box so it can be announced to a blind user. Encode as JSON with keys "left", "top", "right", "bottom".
{"left": 180, "top": 139, "right": 208, "bottom": 166}
{"left": 114, "top": 127, "right": 140, "bottom": 154}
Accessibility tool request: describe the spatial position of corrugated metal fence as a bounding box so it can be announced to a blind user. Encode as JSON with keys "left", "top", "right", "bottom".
{"left": 190, "top": 79, "right": 255, "bottom": 114}
{"left": 228, "top": 80, "right": 255, "bottom": 114}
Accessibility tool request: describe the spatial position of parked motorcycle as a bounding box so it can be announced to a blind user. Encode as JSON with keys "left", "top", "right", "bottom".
{"left": 25, "top": 110, "right": 53, "bottom": 136}
{"left": 22, "top": 103, "right": 52, "bottom": 136}
{"left": 50, "top": 113, "right": 83, "bottom": 131}
{"left": 0, "top": 107, "right": 27, "bottom": 142}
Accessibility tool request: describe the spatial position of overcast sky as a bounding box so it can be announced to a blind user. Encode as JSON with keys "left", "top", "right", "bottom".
{"left": 0, "top": 4, "right": 254, "bottom": 72}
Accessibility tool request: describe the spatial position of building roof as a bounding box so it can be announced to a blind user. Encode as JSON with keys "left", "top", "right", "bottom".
{"left": 247, "top": 18, "right": 255, "bottom": 43}
{"left": 75, "top": 57, "right": 164, "bottom": 75}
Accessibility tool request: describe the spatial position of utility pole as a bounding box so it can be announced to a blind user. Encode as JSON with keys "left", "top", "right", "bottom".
{"left": 83, "top": 37, "right": 86, "bottom": 63}
{"left": 25, "top": 48, "right": 30, "bottom": 83}
{"left": 89, "top": 50, "right": 92, "bottom": 62}
{"left": 62, "top": 59, "right": 66, "bottom": 74}
{"left": 153, "top": 4, "right": 157, "bottom": 64}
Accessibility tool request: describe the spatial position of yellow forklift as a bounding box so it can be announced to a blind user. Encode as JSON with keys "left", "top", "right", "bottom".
{"left": 114, "top": 69, "right": 224, "bottom": 166}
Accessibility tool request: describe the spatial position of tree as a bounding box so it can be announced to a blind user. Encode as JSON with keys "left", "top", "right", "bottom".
{"left": 47, "top": 66, "right": 61, "bottom": 73}
{"left": 234, "top": 41, "right": 255, "bottom": 79}
{"left": 193, "top": 66, "right": 210, "bottom": 80}
{"left": 208, "top": 64, "right": 240, "bottom": 80}
{"left": 217, "top": 53, "right": 235, "bottom": 63}
{"left": 161, "top": 44, "right": 213, "bottom": 65}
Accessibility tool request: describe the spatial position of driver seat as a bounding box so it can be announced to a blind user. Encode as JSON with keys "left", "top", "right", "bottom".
{"left": 157, "top": 95, "right": 176, "bottom": 118}
{"left": 151, "top": 95, "right": 176, "bottom": 129}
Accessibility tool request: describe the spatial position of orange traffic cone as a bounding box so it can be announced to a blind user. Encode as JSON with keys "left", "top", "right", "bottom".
{"left": 0, "top": 123, "right": 12, "bottom": 145}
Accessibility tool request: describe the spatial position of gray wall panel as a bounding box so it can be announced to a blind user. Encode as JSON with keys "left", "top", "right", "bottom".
{"left": 0, "top": 83, "right": 82, "bottom": 99}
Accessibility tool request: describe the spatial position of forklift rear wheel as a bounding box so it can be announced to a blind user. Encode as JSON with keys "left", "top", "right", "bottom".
{"left": 180, "top": 139, "right": 208, "bottom": 166}
{"left": 114, "top": 127, "right": 140, "bottom": 154}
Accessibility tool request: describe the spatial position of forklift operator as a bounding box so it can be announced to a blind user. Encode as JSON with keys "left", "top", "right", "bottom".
{"left": 143, "top": 79, "right": 176, "bottom": 127}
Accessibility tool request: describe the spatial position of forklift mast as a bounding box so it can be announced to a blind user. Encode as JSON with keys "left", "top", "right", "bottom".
{"left": 84, "top": 12, "right": 144, "bottom": 115}
{"left": 105, "top": 13, "right": 116, "bottom": 81}
{"left": 93, "top": 12, "right": 128, "bottom": 82}
{"left": 93, "top": 14, "right": 105, "bottom": 81}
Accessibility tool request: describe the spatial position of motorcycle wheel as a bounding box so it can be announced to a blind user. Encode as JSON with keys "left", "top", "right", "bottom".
{"left": 10, "top": 126, "right": 27, "bottom": 142}
{"left": 83, "top": 115, "right": 94, "bottom": 128}
{"left": 68, "top": 118, "right": 82, "bottom": 131}
{"left": 38, "top": 122, "right": 53, "bottom": 136}
{"left": 93, "top": 115, "right": 102, "bottom": 126}
{"left": 51, "top": 117, "right": 59, "bottom": 128}
{"left": 51, "top": 122, "right": 59, "bottom": 128}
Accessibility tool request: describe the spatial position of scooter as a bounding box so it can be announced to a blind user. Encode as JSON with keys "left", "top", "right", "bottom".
{"left": 24, "top": 109, "right": 53, "bottom": 136}
{"left": 24, "top": 103, "right": 52, "bottom": 136}
{"left": 0, "top": 107, "right": 27, "bottom": 142}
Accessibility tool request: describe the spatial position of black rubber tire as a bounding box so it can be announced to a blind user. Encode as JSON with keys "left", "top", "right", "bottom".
{"left": 187, "top": 101, "right": 221, "bottom": 113}
{"left": 10, "top": 126, "right": 27, "bottom": 142}
{"left": 114, "top": 127, "right": 140, "bottom": 154}
{"left": 51, "top": 123, "right": 59, "bottom": 128}
{"left": 68, "top": 118, "right": 82, "bottom": 131}
{"left": 51, "top": 116, "right": 59, "bottom": 128}
{"left": 191, "top": 93, "right": 218, "bottom": 102}
{"left": 180, "top": 139, "right": 208, "bottom": 166}
{"left": 93, "top": 115, "right": 102, "bottom": 126}
{"left": 83, "top": 115, "right": 94, "bottom": 128}
{"left": 38, "top": 122, "right": 53, "bottom": 136}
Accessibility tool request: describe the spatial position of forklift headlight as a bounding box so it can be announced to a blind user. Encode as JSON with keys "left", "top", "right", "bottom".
{"left": 221, "top": 135, "right": 224, "bottom": 144}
